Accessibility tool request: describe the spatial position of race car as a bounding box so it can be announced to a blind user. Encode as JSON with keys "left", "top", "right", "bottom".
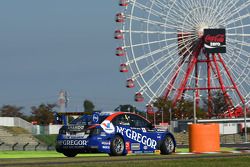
{"left": 56, "top": 111, "right": 176, "bottom": 157}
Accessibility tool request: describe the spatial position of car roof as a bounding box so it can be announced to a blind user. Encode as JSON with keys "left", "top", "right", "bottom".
{"left": 105, "top": 112, "right": 150, "bottom": 123}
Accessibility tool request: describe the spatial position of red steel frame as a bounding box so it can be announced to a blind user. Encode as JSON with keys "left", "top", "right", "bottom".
{"left": 163, "top": 37, "right": 245, "bottom": 118}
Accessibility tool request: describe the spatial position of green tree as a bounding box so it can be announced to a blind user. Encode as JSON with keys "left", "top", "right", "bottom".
{"left": 153, "top": 97, "right": 206, "bottom": 123}
{"left": 152, "top": 97, "right": 173, "bottom": 124}
{"left": 203, "top": 91, "right": 229, "bottom": 116}
{"left": 0, "top": 105, "right": 24, "bottom": 118}
{"left": 83, "top": 100, "right": 95, "bottom": 114}
{"left": 175, "top": 99, "right": 206, "bottom": 120}
{"left": 30, "top": 103, "right": 56, "bottom": 125}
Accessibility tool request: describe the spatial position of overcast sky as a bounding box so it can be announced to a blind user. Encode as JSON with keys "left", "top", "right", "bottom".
{"left": 0, "top": 0, "right": 140, "bottom": 114}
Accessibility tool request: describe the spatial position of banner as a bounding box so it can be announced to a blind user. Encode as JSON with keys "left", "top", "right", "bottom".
{"left": 204, "top": 29, "right": 226, "bottom": 53}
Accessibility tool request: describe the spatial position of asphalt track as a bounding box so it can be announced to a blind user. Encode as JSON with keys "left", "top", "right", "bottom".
{"left": 1, "top": 153, "right": 250, "bottom": 167}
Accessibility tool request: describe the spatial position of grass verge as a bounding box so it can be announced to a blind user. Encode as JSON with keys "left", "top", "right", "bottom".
{"left": 0, "top": 147, "right": 235, "bottom": 159}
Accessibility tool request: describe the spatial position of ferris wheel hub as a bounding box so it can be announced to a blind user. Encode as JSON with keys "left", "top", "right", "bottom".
{"left": 197, "top": 24, "right": 209, "bottom": 38}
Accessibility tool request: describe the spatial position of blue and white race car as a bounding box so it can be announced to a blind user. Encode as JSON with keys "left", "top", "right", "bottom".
{"left": 56, "top": 111, "right": 176, "bottom": 157}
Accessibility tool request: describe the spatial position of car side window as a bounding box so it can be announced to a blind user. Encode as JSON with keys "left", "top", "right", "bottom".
{"left": 129, "top": 114, "right": 150, "bottom": 128}
{"left": 112, "top": 114, "right": 130, "bottom": 126}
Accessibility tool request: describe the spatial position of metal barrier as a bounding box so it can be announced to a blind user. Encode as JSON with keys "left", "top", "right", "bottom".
{"left": 12, "top": 143, "right": 18, "bottom": 151}
{"left": 23, "top": 143, "right": 29, "bottom": 151}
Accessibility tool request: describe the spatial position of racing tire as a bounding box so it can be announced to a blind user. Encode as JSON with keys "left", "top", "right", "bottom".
{"left": 62, "top": 151, "right": 78, "bottom": 157}
{"left": 110, "top": 135, "right": 126, "bottom": 156}
{"left": 160, "top": 135, "right": 175, "bottom": 155}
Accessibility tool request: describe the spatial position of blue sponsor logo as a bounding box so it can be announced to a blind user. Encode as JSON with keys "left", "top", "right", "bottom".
{"left": 92, "top": 113, "right": 99, "bottom": 123}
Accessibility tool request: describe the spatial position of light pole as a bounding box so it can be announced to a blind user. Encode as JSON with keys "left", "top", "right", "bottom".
{"left": 243, "top": 100, "right": 248, "bottom": 143}
{"left": 161, "top": 109, "right": 164, "bottom": 124}
{"left": 193, "top": 90, "right": 197, "bottom": 124}
{"left": 169, "top": 108, "right": 172, "bottom": 132}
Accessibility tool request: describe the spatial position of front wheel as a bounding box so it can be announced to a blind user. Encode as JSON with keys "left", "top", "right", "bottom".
{"left": 160, "top": 135, "right": 175, "bottom": 155}
{"left": 110, "top": 135, "right": 126, "bottom": 156}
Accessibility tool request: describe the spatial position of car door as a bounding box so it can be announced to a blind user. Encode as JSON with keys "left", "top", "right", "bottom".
{"left": 127, "top": 114, "right": 159, "bottom": 153}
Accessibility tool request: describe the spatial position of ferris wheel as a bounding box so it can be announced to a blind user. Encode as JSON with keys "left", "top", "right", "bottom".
{"left": 115, "top": 0, "right": 250, "bottom": 118}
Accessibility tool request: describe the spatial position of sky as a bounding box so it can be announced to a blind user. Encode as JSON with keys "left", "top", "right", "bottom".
{"left": 0, "top": 0, "right": 139, "bottom": 114}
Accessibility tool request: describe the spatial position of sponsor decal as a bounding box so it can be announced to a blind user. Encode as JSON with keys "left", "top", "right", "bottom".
{"left": 126, "top": 142, "right": 131, "bottom": 151}
{"left": 92, "top": 112, "right": 100, "bottom": 123}
{"left": 100, "top": 120, "right": 115, "bottom": 134}
{"left": 204, "top": 29, "right": 226, "bottom": 53}
{"left": 67, "top": 125, "right": 85, "bottom": 131}
{"left": 101, "top": 141, "right": 110, "bottom": 145}
{"left": 116, "top": 126, "right": 157, "bottom": 149}
{"left": 143, "top": 146, "right": 148, "bottom": 150}
{"left": 144, "top": 151, "right": 154, "bottom": 153}
{"left": 131, "top": 143, "right": 140, "bottom": 150}
{"left": 63, "top": 135, "right": 89, "bottom": 139}
{"left": 100, "top": 132, "right": 107, "bottom": 137}
{"left": 154, "top": 150, "right": 161, "bottom": 154}
{"left": 58, "top": 140, "right": 88, "bottom": 146}
{"left": 102, "top": 146, "right": 110, "bottom": 149}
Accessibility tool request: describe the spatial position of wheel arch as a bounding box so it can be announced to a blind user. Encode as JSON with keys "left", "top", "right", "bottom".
{"left": 163, "top": 132, "right": 177, "bottom": 148}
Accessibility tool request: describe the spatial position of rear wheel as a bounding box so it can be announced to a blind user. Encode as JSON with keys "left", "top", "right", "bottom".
{"left": 160, "top": 135, "right": 175, "bottom": 155}
{"left": 63, "top": 151, "right": 78, "bottom": 157}
{"left": 110, "top": 135, "right": 126, "bottom": 156}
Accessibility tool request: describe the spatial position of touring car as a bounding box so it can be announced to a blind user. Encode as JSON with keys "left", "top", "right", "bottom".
{"left": 56, "top": 111, "right": 176, "bottom": 157}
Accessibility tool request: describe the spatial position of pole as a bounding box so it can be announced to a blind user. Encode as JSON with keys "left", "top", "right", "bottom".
{"left": 244, "top": 101, "right": 248, "bottom": 143}
{"left": 193, "top": 90, "right": 197, "bottom": 124}
{"left": 154, "top": 111, "right": 156, "bottom": 126}
{"left": 169, "top": 108, "right": 172, "bottom": 132}
{"left": 162, "top": 109, "right": 164, "bottom": 124}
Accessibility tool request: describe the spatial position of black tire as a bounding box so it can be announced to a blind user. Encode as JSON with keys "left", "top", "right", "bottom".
{"left": 160, "top": 135, "right": 175, "bottom": 155}
{"left": 110, "top": 135, "right": 126, "bottom": 156}
{"left": 62, "top": 151, "right": 78, "bottom": 157}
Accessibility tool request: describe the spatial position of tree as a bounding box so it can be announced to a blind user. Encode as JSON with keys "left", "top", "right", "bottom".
{"left": 152, "top": 97, "right": 173, "bottom": 124}
{"left": 0, "top": 105, "right": 24, "bottom": 118}
{"left": 203, "top": 91, "right": 229, "bottom": 117}
{"left": 83, "top": 100, "right": 95, "bottom": 114}
{"left": 153, "top": 97, "right": 207, "bottom": 123}
{"left": 30, "top": 103, "right": 56, "bottom": 125}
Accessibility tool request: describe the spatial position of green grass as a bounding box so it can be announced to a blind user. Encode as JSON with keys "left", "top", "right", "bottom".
{"left": 176, "top": 147, "right": 235, "bottom": 153}
{"left": 0, "top": 153, "right": 249, "bottom": 167}
{"left": 0, "top": 151, "right": 107, "bottom": 158}
{"left": 0, "top": 147, "right": 235, "bottom": 159}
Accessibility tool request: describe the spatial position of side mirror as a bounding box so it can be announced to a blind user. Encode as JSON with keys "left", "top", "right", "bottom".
{"left": 149, "top": 123, "right": 154, "bottom": 129}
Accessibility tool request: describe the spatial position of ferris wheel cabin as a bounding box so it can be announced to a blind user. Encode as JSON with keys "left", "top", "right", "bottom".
{"left": 120, "top": 63, "right": 128, "bottom": 73}
{"left": 119, "top": 0, "right": 129, "bottom": 6}
{"left": 146, "top": 104, "right": 154, "bottom": 115}
{"left": 116, "top": 47, "right": 126, "bottom": 56}
{"left": 126, "top": 79, "right": 135, "bottom": 88}
{"left": 135, "top": 92, "right": 144, "bottom": 102}
{"left": 116, "top": 13, "right": 125, "bottom": 23}
{"left": 114, "top": 30, "right": 124, "bottom": 39}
